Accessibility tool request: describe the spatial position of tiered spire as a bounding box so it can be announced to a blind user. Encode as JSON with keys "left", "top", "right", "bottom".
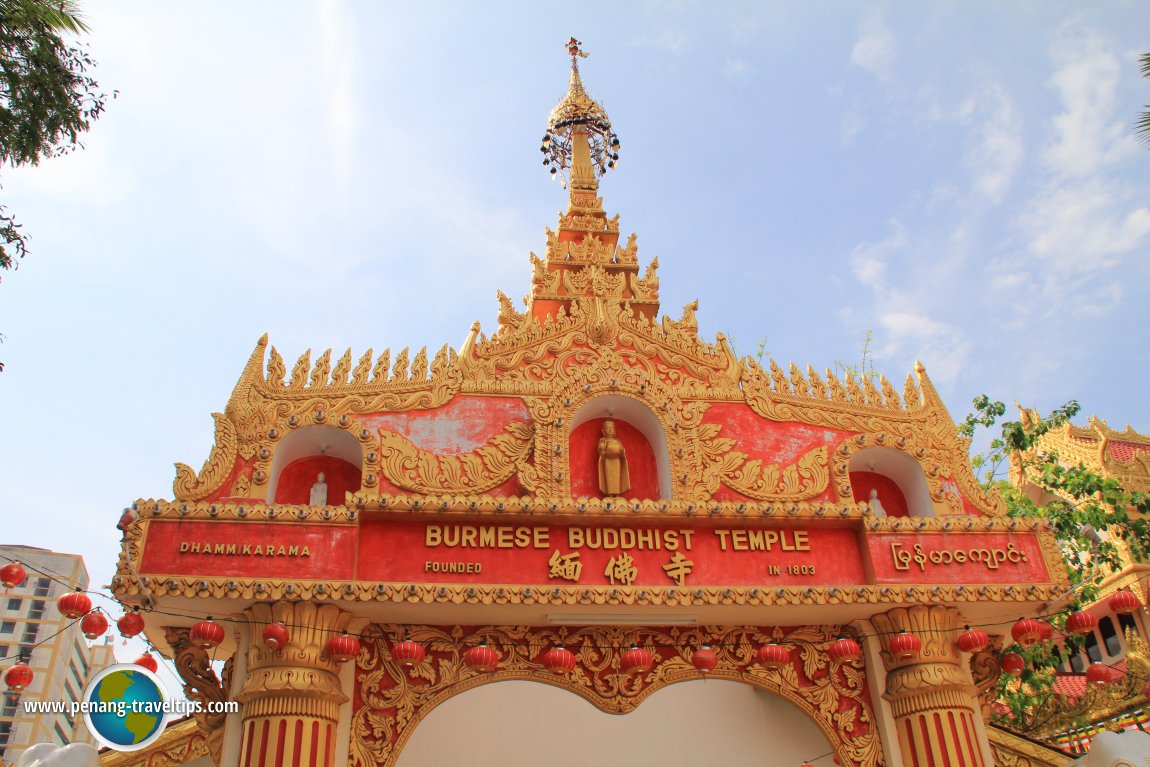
{"left": 522, "top": 38, "right": 658, "bottom": 327}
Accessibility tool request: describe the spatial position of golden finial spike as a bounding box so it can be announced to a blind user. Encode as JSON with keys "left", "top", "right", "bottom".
{"left": 289, "top": 350, "right": 311, "bottom": 389}
{"left": 542, "top": 38, "right": 620, "bottom": 191}
{"left": 309, "top": 349, "right": 332, "bottom": 388}
{"left": 267, "top": 346, "right": 287, "bottom": 386}
{"left": 351, "top": 349, "right": 373, "bottom": 385}
{"left": 331, "top": 348, "right": 353, "bottom": 385}
{"left": 371, "top": 349, "right": 390, "bottom": 383}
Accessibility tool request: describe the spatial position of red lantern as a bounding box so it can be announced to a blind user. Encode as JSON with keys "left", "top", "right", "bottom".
{"left": 392, "top": 639, "right": 426, "bottom": 668}
{"left": 756, "top": 643, "right": 790, "bottom": 671}
{"left": 620, "top": 645, "right": 653, "bottom": 675}
{"left": 0, "top": 562, "right": 26, "bottom": 590}
{"left": 134, "top": 653, "right": 158, "bottom": 673}
{"left": 4, "top": 664, "right": 33, "bottom": 692}
{"left": 190, "top": 619, "right": 225, "bottom": 649}
{"left": 1011, "top": 617, "right": 1045, "bottom": 647}
{"left": 326, "top": 633, "right": 361, "bottom": 664}
{"left": 117, "top": 611, "right": 145, "bottom": 640}
{"left": 464, "top": 643, "right": 500, "bottom": 673}
{"left": 80, "top": 611, "right": 108, "bottom": 640}
{"left": 1000, "top": 652, "right": 1025, "bottom": 677}
{"left": 57, "top": 591, "right": 92, "bottom": 620}
{"left": 262, "top": 621, "right": 290, "bottom": 650}
{"left": 956, "top": 627, "right": 989, "bottom": 653}
{"left": 691, "top": 645, "right": 718, "bottom": 674}
{"left": 889, "top": 631, "right": 922, "bottom": 660}
{"left": 1039, "top": 620, "right": 1054, "bottom": 641}
{"left": 827, "top": 637, "right": 862, "bottom": 665}
{"left": 1086, "top": 663, "right": 1113, "bottom": 687}
{"left": 1109, "top": 590, "right": 1140, "bottom": 615}
{"left": 541, "top": 645, "right": 576, "bottom": 674}
{"left": 1065, "top": 611, "right": 1097, "bottom": 636}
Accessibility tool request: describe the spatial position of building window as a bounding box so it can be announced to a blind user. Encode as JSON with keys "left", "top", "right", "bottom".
{"left": 1084, "top": 632, "right": 1102, "bottom": 663}
{"left": 18, "top": 643, "right": 33, "bottom": 660}
{"left": 28, "top": 600, "right": 44, "bottom": 619}
{"left": 33, "top": 578, "right": 50, "bottom": 597}
{"left": 1118, "top": 612, "right": 1139, "bottom": 637}
{"left": 1069, "top": 653, "right": 1086, "bottom": 672}
{"left": 0, "top": 621, "right": 13, "bottom": 634}
{"left": 5, "top": 598, "right": 19, "bottom": 611}
{"left": 1099, "top": 616, "right": 1122, "bottom": 657}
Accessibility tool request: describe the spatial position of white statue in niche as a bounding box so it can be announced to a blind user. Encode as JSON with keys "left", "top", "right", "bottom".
{"left": 310, "top": 472, "right": 328, "bottom": 506}
{"left": 867, "top": 489, "right": 887, "bottom": 516}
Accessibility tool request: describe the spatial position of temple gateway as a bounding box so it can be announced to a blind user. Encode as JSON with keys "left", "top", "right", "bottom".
{"left": 110, "top": 40, "right": 1073, "bottom": 767}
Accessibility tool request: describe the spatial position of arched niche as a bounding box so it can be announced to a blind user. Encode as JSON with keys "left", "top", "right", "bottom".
{"left": 393, "top": 679, "right": 832, "bottom": 767}
{"left": 268, "top": 424, "right": 362, "bottom": 504}
{"left": 849, "top": 446, "right": 932, "bottom": 517}
{"left": 569, "top": 395, "right": 671, "bottom": 500}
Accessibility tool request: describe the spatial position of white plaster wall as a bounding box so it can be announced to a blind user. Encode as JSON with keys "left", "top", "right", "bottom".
{"left": 394, "top": 679, "right": 832, "bottom": 767}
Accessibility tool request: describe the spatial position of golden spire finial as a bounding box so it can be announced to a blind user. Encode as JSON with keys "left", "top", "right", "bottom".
{"left": 540, "top": 38, "right": 620, "bottom": 190}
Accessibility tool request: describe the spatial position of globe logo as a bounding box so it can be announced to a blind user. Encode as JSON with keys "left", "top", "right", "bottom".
{"left": 82, "top": 664, "right": 169, "bottom": 751}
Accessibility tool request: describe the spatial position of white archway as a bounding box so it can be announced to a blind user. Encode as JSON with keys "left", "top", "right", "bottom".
{"left": 394, "top": 679, "right": 832, "bottom": 767}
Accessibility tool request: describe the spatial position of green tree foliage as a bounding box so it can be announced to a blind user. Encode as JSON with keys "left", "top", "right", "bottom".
{"left": 960, "top": 397, "right": 1150, "bottom": 732}
{"left": 0, "top": 0, "right": 110, "bottom": 272}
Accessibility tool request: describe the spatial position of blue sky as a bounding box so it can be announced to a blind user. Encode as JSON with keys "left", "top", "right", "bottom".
{"left": 1, "top": 1, "right": 1148, "bottom": 673}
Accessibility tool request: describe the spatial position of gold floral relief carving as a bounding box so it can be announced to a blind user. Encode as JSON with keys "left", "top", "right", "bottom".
{"left": 114, "top": 571, "right": 1064, "bottom": 610}
{"left": 350, "top": 624, "right": 883, "bottom": 767}
{"left": 378, "top": 422, "right": 535, "bottom": 495}
{"left": 173, "top": 413, "right": 238, "bottom": 502}
{"left": 98, "top": 718, "right": 209, "bottom": 767}
{"left": 629, "top": 257, "right": 660, "bottom": 302}
{"left": 694, "top": 419, "right": 830, "bottom": 501}
{"left": 563, "top": 264, "right": 627, "bottom": 299}
{"left": 530, "top": 250, "right": 562, "bottom": 294}
{"left": 986, "top": 726, "right": 1069, "bottom": 767}
{"left": 544, "top": 230, "right": 620, "bottom": 266}
{"left": 163, "top": 626, "right": 229, "bottom": 764}
{"left": 496, "top": 290, "right": 526, "bottom": 333}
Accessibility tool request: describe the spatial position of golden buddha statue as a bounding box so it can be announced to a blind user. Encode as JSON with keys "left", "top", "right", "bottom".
{"left": 597, "top": 419, "right": 630, "bottom": 496}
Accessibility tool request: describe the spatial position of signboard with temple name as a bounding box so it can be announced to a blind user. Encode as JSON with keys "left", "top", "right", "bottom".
{"left": 135, "top": 518, "right": 1052, "bottom": 589}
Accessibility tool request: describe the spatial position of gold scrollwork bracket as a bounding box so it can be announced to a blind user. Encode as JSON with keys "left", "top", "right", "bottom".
{"left": 164, "top": 626, "right": 230, "bottom": 764}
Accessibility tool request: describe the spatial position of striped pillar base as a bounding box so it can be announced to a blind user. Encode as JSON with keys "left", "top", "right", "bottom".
{"left": 897, "top": 708, "right": 986, "bottom": 767}
{"left": 239, "top": 715, "right": 338, "bottom": 767}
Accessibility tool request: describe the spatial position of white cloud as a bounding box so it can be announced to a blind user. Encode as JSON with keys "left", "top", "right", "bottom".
{"left": 878, "top": 310, "right": 972, "bottom": 388}
{"left": 1018, "top": 178, "right": 1150, "bottom": 279}
{"left": 850, "top": 15, "right": 896, "bottom": 80}
{"left": 849, "top": 221, "right": 906, "bottom": 288}
{"left": 995, "top": 26, "right": 1150, "bottom": 316}
{"left": 840, "top": 110, "right": 867, "bottom": 146}
{"left": 964, "top": 85, "right": 1023, "bottom": 203}
{"left": 723, "top": 58, "right": 749, "bottom": 79}
{"left": 1044, "top": 26, "right": 1138, "bottom": 177}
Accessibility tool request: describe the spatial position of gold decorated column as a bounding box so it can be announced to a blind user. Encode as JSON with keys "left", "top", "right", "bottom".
{"left": 236, "top": 602, "right": 352, "bottom": 767}
{"left": 871, "top": 606, "right": 988, "bottom": 767}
